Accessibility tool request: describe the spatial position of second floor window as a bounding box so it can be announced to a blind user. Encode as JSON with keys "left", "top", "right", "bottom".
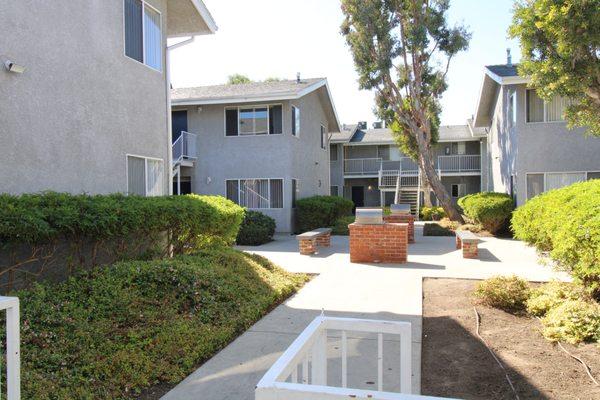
{"left": 526, "top": 89, "right": 570, "bottom": 123}
{"left": 320, "top": 125, "right": 327, "bottom": 149}
{"left": 292, "top": 106, "right": 300, "bottom": 136}
{"left": 225, "top": 105, "right": 282, "bottom": 136}
{"left": 124, "top": 0, "right": 162, "bottom": 71}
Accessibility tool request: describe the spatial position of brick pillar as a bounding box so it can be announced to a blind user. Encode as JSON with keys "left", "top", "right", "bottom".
{"left": 455, "top": 236, "right": 462, "bottom": 249}
{"left": 349, "top": 223, "right": 408, "bottom": 264}
{"left": 316, "top": 233, "right": 331, "bottom": 247}
{"left": 299, "top": 239, "right": 317, "bottom": 255}
{"left": 384, "top": 214, "right": 415, "bottom": 243}
{"left": 462, "top": 242, "right": 478, "bottom": 259}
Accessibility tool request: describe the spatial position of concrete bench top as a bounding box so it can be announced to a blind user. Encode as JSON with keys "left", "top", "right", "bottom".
{"left": 296, "top": 228, "right": 332, "bottom": 240}
{"left": 456, "top": 230, "right": 479, "bottom": 242}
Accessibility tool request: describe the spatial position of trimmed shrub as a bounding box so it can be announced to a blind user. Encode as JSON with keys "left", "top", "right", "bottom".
{"left": 458, "top": 192, "right": 515, "bottom": 234}
{"left": 420, "top": 206, "right": 445, "bottom": 221}
{"left": 295, "top": 196, "right": 353, "bottom": 233}
{"left": 512, "top": 180, "right": 600, "bottom": 298}
{"left": 423, "top": 223, "right": 454, "bottom": 236}
{"left": 9, "top": 247, "right": 308, "bottom": 399}
{"left": 473, "top": 275, "right": 530, "bottom": 312}
{"left": 526, "top": 281, "right": 589, "bottom": 317}
{"left": 540, "top": 299, "right": 600, "bottom": 344}
{"left": 332, "top": 216, "right": 355, "bottom": 235}
{"left": 236, "top": 211, "right": 276, "bottom": 246}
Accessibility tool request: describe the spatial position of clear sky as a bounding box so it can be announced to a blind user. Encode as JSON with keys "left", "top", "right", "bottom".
{"left": 169, "top": 0, "right": 521, "bottom": 127}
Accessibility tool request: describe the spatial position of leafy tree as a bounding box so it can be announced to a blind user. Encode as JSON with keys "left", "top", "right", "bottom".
{"left": 340, "top": 0, "right": 470, "bottom": 221}
{"left": 264, "top": 77, "right": 283, "bottom": 82}
{"left": 227, "top": 74, "right": 252, "bottom": 85}
{"left": 509, "top": 0, "right": 600, "bottom": 136}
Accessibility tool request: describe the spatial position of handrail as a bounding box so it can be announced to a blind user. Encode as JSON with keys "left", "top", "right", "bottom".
{"left": 437, "top": 154, "right": 480, "bottom": 173}
{"left": 172, "top": 131, "right": 198, "bottom": 164}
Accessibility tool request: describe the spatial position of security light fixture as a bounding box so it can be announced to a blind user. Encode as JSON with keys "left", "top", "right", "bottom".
{"left": 4, "top": 60, "right": 25, "bottom": 74}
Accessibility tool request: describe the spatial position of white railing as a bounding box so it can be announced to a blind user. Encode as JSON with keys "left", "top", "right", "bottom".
{"left": 172, "top": 131, "right": 198, "bottom": 164}
{"left": 437, "top": 155, "right": 480, "bottom": 173}
{"left": 379, "top": 170, "right": 399, "bottom": 188}
{"left": 344, "top": 158, "right": 382, "bottom": 175}
{"left": 0, "top": 297, "right": 20, "bottom": 400}
{"left": 256, "top": 316, "right": 422, "bottom": 400}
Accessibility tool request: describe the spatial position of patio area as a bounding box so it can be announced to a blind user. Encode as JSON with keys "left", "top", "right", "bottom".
{"left": 162, "top": 223, "right": 568, "bottom": 400}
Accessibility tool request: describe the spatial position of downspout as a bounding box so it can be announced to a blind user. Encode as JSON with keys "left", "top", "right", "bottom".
{"left": 166, "top": 36, "right": 195, "bottom": 195}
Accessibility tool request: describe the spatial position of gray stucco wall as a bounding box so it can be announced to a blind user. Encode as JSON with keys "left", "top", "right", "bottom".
{"left": 0, "top": 0, "right": 170, "bottom": 195}
{"left": 176, "top": 89, "right": 330, "bottom": 232}
{"left": 329, "top": 144, "right": 344, "bottom": 193}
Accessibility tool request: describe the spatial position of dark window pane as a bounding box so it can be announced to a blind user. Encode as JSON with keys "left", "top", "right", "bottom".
{"left": 171, "top": 110, "right": 188, "bottom": 143}
{"left": 269, "top": 105, "right": 283, "bottom": 134}
{"left": 330, "top": 144, "right": 338, "bottom": 161}
{"left": 225, "top": 109, "right": 238, "bottom": 136}
{"left": 588, "top": 172, "right": 600, "bottom": 180}
{"left": 451, "top": 184, "right": 459, "bottom": 198}
{"left": 270, "top": 179, "right": 283, "bottom": 208}
{"left": 124, "top": 0, "right": 143, "bottom": 63}
{"left": 292, "top": 179, "right": 298, "bottom": 208}
{"left": 226, "top": 180, "right": 239, "bottom": 204}
{"left": 330, "top": 186, "right": 338, "bottom": 196}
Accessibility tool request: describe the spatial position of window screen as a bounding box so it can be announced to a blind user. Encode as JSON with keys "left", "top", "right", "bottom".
{"left": 546, "top": 172, "right": 585, "bottom": 191}
{"left": 270, "top": 179, "right": 283, "bottom": 208}
{"left": 526, "top": 174, "right": 544, "bottom": 200}
{"left": 127, "top": 155, "right": 146, "bottom": 195}
{"left": 143, "top": 5, "right": 162, "bottom": 71}
{"left": 226, "top": 180, "right": 239, "bottom": 203}
{"left": 526, "top": 90, "right": 544, "bottom": 122}
{"left": 124, "top": 0, "right": 143, "bottom": 63}
{"left": 146, "top": 159, "right": 164, "bottom": 196}
{"left": 292, "top": 106, "right": 300, "bottom": 136}
{"left": 269, "top": 105, "right": 283, "bottom": 134}
{"left": 225, "top": 109, "right": 238, "bottom": 136}
{"left": 320, "top": 126, "right": 326, "bottom": 149}
{"left": 546, "top": 96, "right": 569, "bottom": 122}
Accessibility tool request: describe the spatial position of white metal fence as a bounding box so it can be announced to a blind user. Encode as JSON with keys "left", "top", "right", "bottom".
{"left": 172, "top": 131, "right": 198, "bottom": 164}
{"left": 344, "top": 158, "right": 382, "bottom": 175}
{"left": 256, "top": 316, "right": 427, "bottom": 400}
{"left": 0, "top": 297, "right": 20, "bottom": 400}
{"left": 437, "top": 155, "right": 480, "bottom": 173}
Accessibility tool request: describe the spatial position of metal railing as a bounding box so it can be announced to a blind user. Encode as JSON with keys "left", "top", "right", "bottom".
{"left": 256, "top": 316, "right": 421, "bottom": 400}
{"left": 0, "top": 296, "right": 20, "bottom": 400}
{"left": 172, "top": 131, "right": 198, "bottom": 164}
{"left": 437, "top": 154, "right": 480, "bottom": 173}
{"left": 344, "top": 158, "right": 382, "bottom": 175}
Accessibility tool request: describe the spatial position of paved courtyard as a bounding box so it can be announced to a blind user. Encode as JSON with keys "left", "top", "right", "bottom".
{"left": 162, "top": 223, "right": 568, "bottom": 399}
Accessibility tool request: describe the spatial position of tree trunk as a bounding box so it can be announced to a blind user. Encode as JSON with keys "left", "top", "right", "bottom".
{"left": 420, "top": 170, "right": 433, "bottom": 207}
{"left": 414, "top": 132, "right": 464, "bottom": 223}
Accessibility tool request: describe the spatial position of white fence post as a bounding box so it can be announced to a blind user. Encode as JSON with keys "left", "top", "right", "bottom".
{"left": 1, "top": 297, "right": 20, "bottom": 400}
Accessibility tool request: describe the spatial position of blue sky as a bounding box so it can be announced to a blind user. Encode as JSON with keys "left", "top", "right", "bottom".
{"left": 169, "top": 0, "right": 520, "bottom": 127}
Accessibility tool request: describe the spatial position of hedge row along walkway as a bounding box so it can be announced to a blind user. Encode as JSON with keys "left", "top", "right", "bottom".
{"left": 163, "top": 223, "right": 567, "bottom": 400}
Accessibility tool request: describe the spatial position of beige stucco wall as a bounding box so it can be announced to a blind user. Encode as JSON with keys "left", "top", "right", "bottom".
{"left": 0, "top": 0, "right": 170, "bottom": 195}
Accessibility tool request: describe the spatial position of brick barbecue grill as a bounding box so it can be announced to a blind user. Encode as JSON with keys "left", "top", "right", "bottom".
{"left": 383, "top": 204, "right": 415, "bottom": 244}
{"left": 349, "top": 208, "right": 408, "bottom": 264}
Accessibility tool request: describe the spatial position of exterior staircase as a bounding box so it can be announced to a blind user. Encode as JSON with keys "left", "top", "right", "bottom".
{"left": 398, "top": 189, "right": 419, "bottom": 216}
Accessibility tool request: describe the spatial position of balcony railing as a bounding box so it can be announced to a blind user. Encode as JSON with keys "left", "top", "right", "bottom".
{"left": 344, "top": 158, "right": 382, "bottom": 175}
{"left": 172, "top": 131, "right": 198, "bottom": 164}
{"left": 437, "top": 154, "right": 480, "bottom": 173}
{"left": 256, "top": 316, "right": 416, "bottom": 400}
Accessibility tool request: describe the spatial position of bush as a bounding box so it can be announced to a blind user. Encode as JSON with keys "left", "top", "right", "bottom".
{"left": 458, "top": 192, "right": 515, "bottom": 234}
{"left": 0, "top": 192, "right": 244, "bottom": 289}
{"left": 526, "top": 281, "right": 589, "bottom": 317}
{"left": 295, "top": 196, "right": 353, "bottom": 233}
{"left": 512, "top": 180, "right": 600, "bottom": 298}
{"left": 423, "top": 223, "right": 454, "bottom": 236}
{"left": 9, "top": 247, "right": 309, "bottom": 399}
{"left": 236, "top": 211, "right": 276, "bottom": 245}
{"left": 456, "top": 223, "right": 483, "bottom": 233}
{"left": 540, "top": 299, "right": 600, "bottom": 344}
{"left": 420, "top": 206, "right": 445, "bottom": 221}
{"left": 332, "top": 216, "right": 355, "bottom": 235}
{"left": 473, "top": 275, "right": 530, "bottom": 312}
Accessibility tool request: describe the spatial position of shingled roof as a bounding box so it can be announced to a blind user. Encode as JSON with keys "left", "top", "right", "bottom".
{"left": 485, "top": 64, "right": 519, "bottom": 78}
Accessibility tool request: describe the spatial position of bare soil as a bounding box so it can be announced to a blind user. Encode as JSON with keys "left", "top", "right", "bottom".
{"left": 422, "top": 278, "right": 600, "bottom": 400}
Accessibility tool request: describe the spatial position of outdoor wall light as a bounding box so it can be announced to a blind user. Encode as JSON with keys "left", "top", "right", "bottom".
{"left": 368, "top": 185, "right": 373, "bottom": 190}
{"left": 4, "top": 60, "right": 25, "bottom": 74}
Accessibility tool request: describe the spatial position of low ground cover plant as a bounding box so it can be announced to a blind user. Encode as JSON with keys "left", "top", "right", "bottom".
{"left": 512, "top": 180, "right": 600, "bottom": 298}
{"left": 295, "top": 196, "right": 353, "bottom": 233}
{"left": 458, "top": 192, "right": 514, "bottom": 234}
{"left": 423, "top": 222, "right": 454, "bottom": 237}
{"left": 473, "top": 275, "right": 530, "bottom": 312}
{"left": 420, "top": 206, "right": 445, "bottom": 221}
{"left": 7, "top": 247, "right": 308, "bottom": 399}
{"left": 332, "top": 215, "right": 355, "bottom": 235}
{"left": 236, "top": 211, "right": 276, "bottom": 245}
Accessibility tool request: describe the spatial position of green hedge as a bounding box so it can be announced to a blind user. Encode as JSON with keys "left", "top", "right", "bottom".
{"left": 295, "top": 196, "right": 353, "bottom": 233}
{"left": 236, "top": 211, "right": 276, "bottom": 246}
{"left": 512, "top": 180, "right": 600, "bottom": 297}
{"left": 458, "top": 192, "right": 515, "bottom": 234}
{"left": 332, "top": 216, "right": 355, "bottom": 236}
{"left": 10, "top": 247, "right": 308, "bottom": 399}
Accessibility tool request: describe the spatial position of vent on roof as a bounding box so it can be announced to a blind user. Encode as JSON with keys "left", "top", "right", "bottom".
{"left": 506, "top": 48, "right": 512, "bottom": 67}
{"left": 372, "top": 121, "right": 383, "bottom": 129}
{"left": 358, "top": 121, "right": 367, "bottom": 129}
{"left": 296, "top": 72, "right": 301, "bottom": 83}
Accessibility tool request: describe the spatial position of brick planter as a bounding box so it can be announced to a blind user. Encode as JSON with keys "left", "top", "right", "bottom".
{"left": 349, "top": 223, "right": 408, "bottom": 264}
{"left": 384, "top": 214, "right": 415, "bottom": 243}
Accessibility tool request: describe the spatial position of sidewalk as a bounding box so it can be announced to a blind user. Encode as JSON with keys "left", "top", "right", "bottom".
{"left": 162, "top": 224, "right": 566, "bottom": 399}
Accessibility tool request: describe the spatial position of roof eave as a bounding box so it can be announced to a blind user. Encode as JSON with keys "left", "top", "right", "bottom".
{"left": 189, "top": 0, "right": 218, "bottom": 34}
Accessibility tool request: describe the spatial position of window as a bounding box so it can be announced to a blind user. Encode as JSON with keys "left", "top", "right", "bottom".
{"left": 526, "top": 174, "right": 544, "bottom": 199}
{"left": 377, "top": 145, "right": 390, "bottom": 160}
{"left": 320, "top": 125, "right": 326, "bottom": 149}
{"left": 124, "top": 0, "right": 162, "bottom": 71}
{"left": 451, "top": 183, "right": 465, "bottom": 198}
{"left": 292, "top": 179, "right": 299, "bottom": 208}
{"left": 292, "top": 105, "right": 300, "bottom": 136}
{"left": 225, "top": 179, "right": 284, "bottom": 209}
{"left": 546, "top": 172, "right": 586, "bottom": 191}
{"left": 330, "top": 144, "right": 338, "bottom": 161}
{"left": 587, "top": 172, "right": 600, "bottom": 181}
{"left": 527, "top": 89, "right": 570, "bottom": 123}
{"left": 330, "top": 185, "right": 339, "bottom": 196}
{"left": 225, "top": 105, "right": 282, "bottom": 136}
{"left": 127, "top": 155, "right": 164, "bottom": 196}
{"left": 508, "top": 91, "right": 516, "bottom": 128}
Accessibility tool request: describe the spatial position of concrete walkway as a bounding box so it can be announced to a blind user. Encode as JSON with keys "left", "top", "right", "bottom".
{"left": 162, "top": 224, "right": 567, "bottom": 399}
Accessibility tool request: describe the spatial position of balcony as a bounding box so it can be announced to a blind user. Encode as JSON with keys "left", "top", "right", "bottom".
{"left": 344, "top": 158, "right": 418, "bottom": 177}
{"left": 172, "top": 131, "right": 198, "bottom": 166}
{"left": 437, "top": 154, "right": 480, "bottom": 174}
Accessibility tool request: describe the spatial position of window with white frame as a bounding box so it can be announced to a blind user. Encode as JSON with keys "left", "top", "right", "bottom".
{"left": 225, "top": 105, "right": 282, "bottom": 136}
{"left": 124, "top": 0, "right": 162, "bottom": 71}
{"left": 127, "top": 155, "right": 164, "bottom": 196}
{"left": 526, "top": 171, "right": 590, "bottom": 200}
{"left": 320, "top": 125, "right": 327, "bottom": 149}
{"left": 526, "top": 89, "right": 570, "bottom": 123}
{"left": 451, "top": 183, "right": 465, "bottom": 198}
{"left": 292, "top": 105, "right": 300, "bottom": 136}
{"left": 226, "top": 179, "right": 283, "bottom": 209}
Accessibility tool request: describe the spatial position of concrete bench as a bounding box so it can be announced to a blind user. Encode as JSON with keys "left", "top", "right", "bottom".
{"left": 455, "top": 230, "right": 480, "bottom": 259}
{"left": 297, "top": 228, "right": 332, "bottom": 255}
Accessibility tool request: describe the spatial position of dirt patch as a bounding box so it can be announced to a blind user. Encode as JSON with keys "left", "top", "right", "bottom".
{"left": 422, "top": 278, "right": 600, "bottom": 400}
